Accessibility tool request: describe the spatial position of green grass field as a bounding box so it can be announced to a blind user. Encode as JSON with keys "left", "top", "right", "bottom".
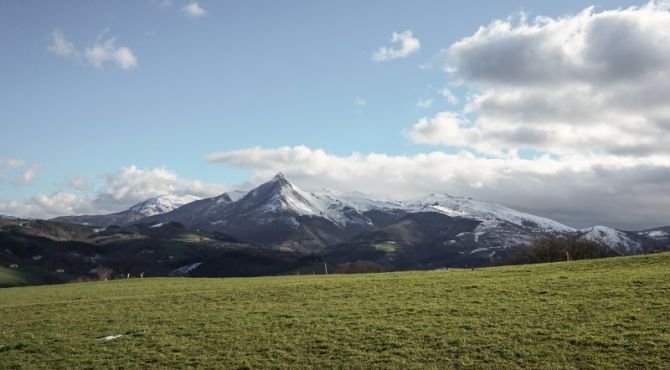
{"left": 0, "top": 266, "right": 69, "bottom": 288}
{"left": 1, "top": 253, "right": 669, "bottom": 369}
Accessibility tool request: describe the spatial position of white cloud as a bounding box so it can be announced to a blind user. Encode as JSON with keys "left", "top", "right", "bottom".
{"left": 0, "top": 192, "right": 87, "bottom": 219}
{"left": 0, "top": 165, "right": 228, "bottom": 219}
{"left": 48, "top": 29, "right": 138, "bottom": 70}
{"left": 372, "top": 31, "right": 421, "bottom": 62}
{"left": 416, "top": 98, "right": 434, "bottom": 109}
{"left": 18, "top": 166, "right": 37, "bottom": 186}
{"left": 48, "top": 30, "right": 77, "bottom": 58}
{"left": 182, "top": 2, "right": 207, "bottom": 17}
{"left": 353, "top": 97, "right": 367, "bottom": 107}
{"left": 89, "top": 165, "right": 226, "bottom": 213}
{"left": 433, "top": 1, "right": 670, "bottom": 156}
{"left": 407, "top": 112, "right": 476, "bottom": 148}
{"left": 206, "top": 145, "right": 670, "bottom": 229}
{"left": 84, "top": 34, "right": 138, "bottom": 70}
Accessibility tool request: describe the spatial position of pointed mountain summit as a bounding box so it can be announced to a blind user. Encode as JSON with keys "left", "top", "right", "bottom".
{"left": 273, "top": 171, "right": 287, "bottom": 182}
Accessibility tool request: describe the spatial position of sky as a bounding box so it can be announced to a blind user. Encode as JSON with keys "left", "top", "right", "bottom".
{"left": 1, "top": 0, "right": 669, "bottom": 230}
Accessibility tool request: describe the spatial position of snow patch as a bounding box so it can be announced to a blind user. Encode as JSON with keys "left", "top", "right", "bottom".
{"left": 639, "top": 229, "right": 668, "bottom": 239}
{"left": 172, "top": 262, "right": 203, "bottom": 275}
{"left": 407, "top": 193, "right": 574, "bottom": 234}
{"left": 98, "top": 335, "right": 123, "bottom": 342}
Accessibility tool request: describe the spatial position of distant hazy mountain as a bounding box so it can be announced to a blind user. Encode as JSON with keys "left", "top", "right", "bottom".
{"left": 52, "top": 194, "right": 200, "bottom": 227}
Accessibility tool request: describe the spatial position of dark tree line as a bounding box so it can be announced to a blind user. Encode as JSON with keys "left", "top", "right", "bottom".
{"left": 508, "top": 235, "right": 616, "bottom": 264}
{"left": 335, "top": 260, "right": 385, "bottom": 274}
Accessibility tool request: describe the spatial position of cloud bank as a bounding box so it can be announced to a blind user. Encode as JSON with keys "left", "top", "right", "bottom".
{"left": 0, "top": 166, "right": 227, "bottom": 219}
{"left": 419, "top": 1, "right": 670, "bottom": 157}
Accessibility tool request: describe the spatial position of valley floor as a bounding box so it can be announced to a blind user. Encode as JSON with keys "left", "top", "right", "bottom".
{"left": 1, "top": 253, "right": 669, "bottom": 369}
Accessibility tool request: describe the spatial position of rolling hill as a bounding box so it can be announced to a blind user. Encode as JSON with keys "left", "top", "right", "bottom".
{"left": 1, "top": 253, "right": 669, "bottom": 368}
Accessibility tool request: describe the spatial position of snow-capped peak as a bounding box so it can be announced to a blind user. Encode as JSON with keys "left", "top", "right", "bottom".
{"left": 234, "top": 174, "right": 373, "bottom": 226}
{"left": 273, "top": 172, "right": 287, "bottom": 182}
{"left": 129, "top": 194, "right": 200, "bottom": 217}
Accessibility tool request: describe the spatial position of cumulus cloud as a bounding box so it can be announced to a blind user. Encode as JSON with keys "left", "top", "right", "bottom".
{"left": 0, "top": 192, "right": 88, "bottom": 219}
{"left": 182, "top": 2, "right": 207, "bottom": 17}
{"left": 48, "top": 29, "right": 138, "bottom": 70}
{"left": 91, "top": 165, "right": 225, "bottom": 211}
{"left": 372, "top": 31, "right": 421, "bottom": 62}
{"left": 407, "top": 112, "right": 475, "bottom": 148}
{"left": 0, "top": 165, "right": 228, "bottom": 219}
{"left": 206, "top": 145, "right": 670, "bottom": 229}
{"left": 84, "top": 35, "right": 138, "bottom": 70}
{"left": 431, "top": 1, "right": 670, "bottom": 156}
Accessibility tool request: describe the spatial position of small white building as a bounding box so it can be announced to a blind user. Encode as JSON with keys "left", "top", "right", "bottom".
{"left": 9, "top": 264, "right": 18, "bottom": 269}
{"left": 56, "top": 268, "right": 65, "bottom": 273}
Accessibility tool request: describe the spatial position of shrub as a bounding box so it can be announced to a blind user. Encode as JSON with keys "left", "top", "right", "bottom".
{"left": 95, "top": 265, "right": 114, "bottom": 281}
{"left": 335, "top": 260, "right": 385, "bottom": 274}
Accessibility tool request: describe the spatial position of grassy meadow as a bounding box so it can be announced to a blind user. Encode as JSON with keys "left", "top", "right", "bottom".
{"left": 1, "top": 253, "right": 669, "bottom": 369}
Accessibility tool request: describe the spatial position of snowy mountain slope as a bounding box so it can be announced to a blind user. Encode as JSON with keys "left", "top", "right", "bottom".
{"left": 129, "top": 194, "right": 200, "bottom": 217}
{"left": 52, "top": 194, "right": 201, "bottom": 227}
{"left": 407, "top": 193, "right": 574, "bottom": 234}
{"left": 142, "top": 191, "right": 244, "bottom": 226}
{"left": 579, "top": 226, "right": 642, "bottom": 254}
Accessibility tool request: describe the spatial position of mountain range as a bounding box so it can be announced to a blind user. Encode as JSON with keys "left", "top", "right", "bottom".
{"left": 53, "top": 173, "right": 669, "bottom": 259}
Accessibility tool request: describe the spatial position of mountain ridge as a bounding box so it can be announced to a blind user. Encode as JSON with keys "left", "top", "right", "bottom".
{"left": 50, "top": 173, "right": 668, "bottom": 258}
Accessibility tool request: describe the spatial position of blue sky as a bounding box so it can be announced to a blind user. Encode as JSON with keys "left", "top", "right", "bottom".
{"left": 2, "top": 0, "right": 668, "bottom": 229}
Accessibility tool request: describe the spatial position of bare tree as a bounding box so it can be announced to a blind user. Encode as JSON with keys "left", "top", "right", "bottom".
{"left": 96, "top": 265, "right": 113, "bottom": 281}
